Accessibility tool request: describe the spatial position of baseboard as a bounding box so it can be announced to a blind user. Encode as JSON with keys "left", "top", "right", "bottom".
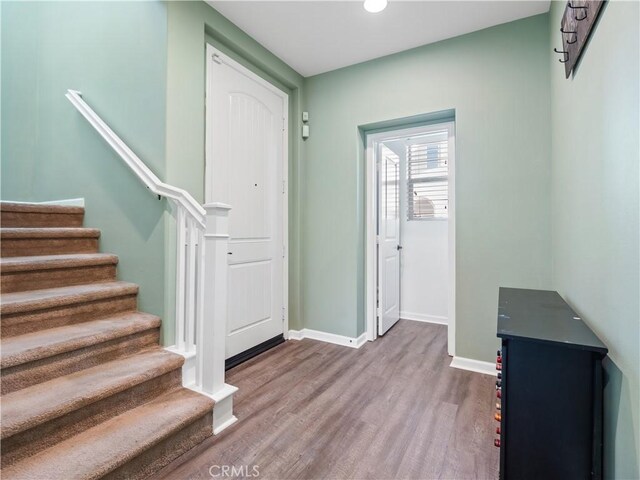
{"left": 400, "top": 311, "right": 448, "bottom": 325}
{"left": 450, "top": 356, "right": 497, "bottom": 376}
{"left": 288, "top": 329, "right": 367, "bottom": 349}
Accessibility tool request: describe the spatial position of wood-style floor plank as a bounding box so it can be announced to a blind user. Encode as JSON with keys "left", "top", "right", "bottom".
{"left": 153, "top": 321, "right": 499, "bottom": 480}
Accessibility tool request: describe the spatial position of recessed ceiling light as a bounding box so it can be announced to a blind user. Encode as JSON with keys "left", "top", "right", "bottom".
{"left": 364, "top": 0, "right": 388, "bottom": 14}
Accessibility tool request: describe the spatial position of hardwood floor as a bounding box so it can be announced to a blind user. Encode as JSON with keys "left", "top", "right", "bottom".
{"left": 154, "top": 320, "right": 500, "bottom": 480}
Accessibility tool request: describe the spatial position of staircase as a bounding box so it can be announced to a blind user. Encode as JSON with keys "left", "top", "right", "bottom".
{"left": 0, "top": 202, "right": 214, "bottom": 480}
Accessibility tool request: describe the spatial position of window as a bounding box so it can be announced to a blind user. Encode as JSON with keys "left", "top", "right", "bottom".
{"left": 406, "top": 129, "right": 449, "bottom": 220}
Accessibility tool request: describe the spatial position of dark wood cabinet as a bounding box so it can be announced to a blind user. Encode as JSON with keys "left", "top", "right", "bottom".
{"left": 495, "top": 287, "right": 607, "bottom": 480}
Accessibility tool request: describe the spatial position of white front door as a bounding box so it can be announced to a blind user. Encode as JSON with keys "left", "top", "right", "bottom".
{"left": 206, "top": 46, "right": 287, "bottom": 359}
{"left": 378, "top": 145, "right": 401, "bottom": 335}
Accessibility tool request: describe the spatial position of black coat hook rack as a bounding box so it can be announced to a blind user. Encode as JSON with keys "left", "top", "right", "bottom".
{"left": 560, "top": 27, "right": 578, "bottom": 44}
{"left": 554, "top": 48, "right": 569, "bottom": 63}
{"left": 554, "top": 0, "right": 605, "bottom": 78}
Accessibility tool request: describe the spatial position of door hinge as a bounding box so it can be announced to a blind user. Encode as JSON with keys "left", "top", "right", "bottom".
{"left": 282, "top": 306, "right": 286, "bottom": 321}
{"left": 282, "top": 180, "right": 286, "bottom": 194}
{"left": 283, "top": 117, "right": 286, "bottom": 132}
{"left": 282, "top": 244, "right": 286, "bottom": 258}
{"left": 376, "top": 235, "right": 380, "bottom": 245}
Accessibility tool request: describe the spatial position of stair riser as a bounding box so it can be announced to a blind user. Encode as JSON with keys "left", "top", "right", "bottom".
{"left": 0, "top": 211, "right": 84, "bottom": 228}
{"left": 105, "top": 412, "right": 214, "bottom": 480}
{"left": 1, "top": 369, "right": 183, "bottom": 468}
{"left": 1, "top": 238, "right": 99, "bottom": 257}
{"left": 1, "top": 264, "right": 117, "bottom": 293}
{"left": 1, "top": 329, "right": 160, "bottom": 394}
{"left": 1, "top": 294, "right": 138, "bottom": 337}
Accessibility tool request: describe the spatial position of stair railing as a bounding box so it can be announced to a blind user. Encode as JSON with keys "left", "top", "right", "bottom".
{"left": 66, "top": 90, "right": 237, "bottom": 433}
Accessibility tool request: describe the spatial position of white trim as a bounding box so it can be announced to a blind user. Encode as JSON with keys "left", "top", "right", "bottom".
{"left": 165, "top": 346, "right": 197, "bottom": 387}
{"left": 400, "top": 312, "right": 448, "bottom": 325}
{"left": 214, "top": 413, "right": 238, "bottom": 435}
{"left": 39, "top": 198, "right": 86, "bottom": 207}
{"left": 287, "top": 330, "right": 304, "bottom": 341}
{"left": 185, "top": 382, "right": 239, "bottom": 435}
{"left": 365, "top": 121, "right": 456, "bottom": 355}
{"left": 365, "top": 133, "right": 377, "bottom": 342}
{"left": 65, "top": 90, "right": 205, "bottom": 228}
{"left": 205, "top": 44, "right": 290, "bottom": 345}
{"left": 165, "top": 347, "right": 239, "bottom": 434}
{"left": 354, "top": 332, "right": 368, "bottom": 348}
{"left": 288, "top": 329, "right": 367, "bottom": 349}
{"left": 207, "top": 46, "right": 290, "bottom": 99}
{"left": 450, "top": 356, "right": 497, "bottom": 376}
{"left": 447, "top": 124, "right": 456, "bottom": 357}
{"left": 7, "top": 198, "right": 86, "bottom": 207}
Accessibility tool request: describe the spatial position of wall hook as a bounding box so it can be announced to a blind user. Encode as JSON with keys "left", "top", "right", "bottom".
{"left": 561, "top": 27, "right": 578, "bottom": 44}
{"left": 554, "top": 47, "right": 569, "bottom": 63}
{"left": 568, "top": 2, "right": 588, "bottom": 21}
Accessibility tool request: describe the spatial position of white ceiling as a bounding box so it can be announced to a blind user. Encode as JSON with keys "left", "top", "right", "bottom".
{"left": 209, "top": 1, "right": 551, "bottom": 77}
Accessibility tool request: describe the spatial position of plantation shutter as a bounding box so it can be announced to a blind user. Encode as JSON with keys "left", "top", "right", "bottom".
{"left": 407, "top": 131, "right": 449, "bottom": 219}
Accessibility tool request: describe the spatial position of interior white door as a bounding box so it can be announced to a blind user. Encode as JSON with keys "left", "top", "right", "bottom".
{"left": 207, "top": 47, "right": 287, "bottom": 359}
{"left": 378, "top": 144, "right": 401, "bottom": 335}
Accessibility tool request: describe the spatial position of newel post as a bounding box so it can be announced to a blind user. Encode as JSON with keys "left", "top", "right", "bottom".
{"left": 200, "top": 202, "right": 238, "bottom": 434}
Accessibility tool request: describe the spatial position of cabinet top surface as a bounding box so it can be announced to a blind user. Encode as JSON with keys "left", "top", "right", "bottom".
{"left": 497, "top": 287, "right": 608, "bottom": 354}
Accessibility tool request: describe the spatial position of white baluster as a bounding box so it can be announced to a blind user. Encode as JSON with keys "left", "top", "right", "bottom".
{"left": 175, "top": 207, "right": 187, "bottom": 351}
{"left": 194, "top": 226, "right": 205, "bottom": 386}
{"left": 185, "top": 218, "right": 197, "bottom": 353}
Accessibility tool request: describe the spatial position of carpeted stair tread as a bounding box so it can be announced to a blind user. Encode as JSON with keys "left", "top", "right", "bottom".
{"left": 1, "top": 228, "right": 102, "bottom": 257}
{"left": 0, "top": 253, "right": 118, "bottom": 273}
{"left": 0, "top": 203, "right": 84, "bottom": 228}
{"left": 1, "top": 348, "right": 184, "bottom": 439}
{"left": 0, "top": 388, "right": 214, "bottom": 480}
{"left": 1, "top": 312, "right": 161, "bottom": 369}
{"left": 0, "top": 282, "right": 138, "bottom": 316}
{"left": 0, "top": 228, "right": 100, "bottom": 239}
{"left": 0, "top": 202, "right": 85, "bottom": 215}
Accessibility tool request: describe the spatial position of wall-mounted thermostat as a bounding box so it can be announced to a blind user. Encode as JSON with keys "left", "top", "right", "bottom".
{"left": 302, "top": 124, "right": 310, "bottom": 139}
{"left": 302, "top": 111, "right": 309, "bottom": 122}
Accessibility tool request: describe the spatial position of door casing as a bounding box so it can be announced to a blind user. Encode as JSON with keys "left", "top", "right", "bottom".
{"left": 365, "top": 122, "right": 456, "bottom": 355}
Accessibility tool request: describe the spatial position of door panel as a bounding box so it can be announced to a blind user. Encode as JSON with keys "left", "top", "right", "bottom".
{"left": 378, "top": 145, "right": 401, "bottom": 335}
{"left": 207, "top": 49, "right": 286, "bottom": 359}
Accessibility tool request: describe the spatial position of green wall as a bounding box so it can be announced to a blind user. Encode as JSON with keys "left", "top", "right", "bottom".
{"left": 1, "top": 1, "right": 169, "bottom": 322}
{"left": 302, "top": 14, "right": 552, "bottom": 356}
{"left": 549, "top": 1, "right": 639, "bottom": 477}
{"left": 164, "top": 1, "right": 306, "bottom": 341}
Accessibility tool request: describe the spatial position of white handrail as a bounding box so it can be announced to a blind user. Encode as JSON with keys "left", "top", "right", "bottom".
{"left": 66, "top": 89, "right": 238, "bottom": 433}
{"left": 65, "top": 90, "right": 205, "bottom": 227}
{"left": 66, "top": 87, "right": 203, "bottom": 365}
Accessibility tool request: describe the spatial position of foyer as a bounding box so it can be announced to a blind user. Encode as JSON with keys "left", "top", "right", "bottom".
{"left": 1, "top": 0, "right": 638, "bottom": 479}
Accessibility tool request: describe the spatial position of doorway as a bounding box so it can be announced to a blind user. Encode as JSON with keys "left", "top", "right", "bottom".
{"left": 365, "top": 122, "right": 456, "bottom": 355}
{"left": 205, "top": 45, "right": 289, "bottom": 367}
